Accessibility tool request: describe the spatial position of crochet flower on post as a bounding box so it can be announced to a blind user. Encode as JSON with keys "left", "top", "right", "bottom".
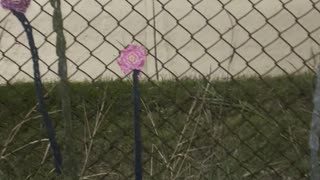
{"left": 1, "top": 0, "right": 62, "bottom": 174}
{"left": 1, "top": 0, "right": 31, "bottom": 13}
{"left": 117, "top": 44, "right": 147, "bottom": 74}
{"left": 117, "top": 44, "right": 147, "bottom": 180}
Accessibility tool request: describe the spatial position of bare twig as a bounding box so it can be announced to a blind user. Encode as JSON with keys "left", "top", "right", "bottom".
{"left": 1, "top": 138, "right": 49, "bottom": 159}
{"left": 82, "top": 172, "right": 119, "bottom": 179}
{"left": 79, "top": 91, "right": 113, "bottom": 179}
{"left": 173, "top": 83, "right": 211, "bottom": 180}
{"left": 0, "top": 110, "right": 61, "bottom": 158}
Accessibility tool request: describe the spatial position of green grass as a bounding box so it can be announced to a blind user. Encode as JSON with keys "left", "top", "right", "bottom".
{"left": 0, "top": 73, "right": 314, "bottom": 179}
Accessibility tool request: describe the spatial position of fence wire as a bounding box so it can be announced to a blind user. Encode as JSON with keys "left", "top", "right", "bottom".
{"left": 0, "top": 0, "right": 318, "bottom": 179}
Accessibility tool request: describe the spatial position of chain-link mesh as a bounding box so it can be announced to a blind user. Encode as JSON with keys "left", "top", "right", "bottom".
{"left": 0, "top": 0, "right": 318, "bottom": 179}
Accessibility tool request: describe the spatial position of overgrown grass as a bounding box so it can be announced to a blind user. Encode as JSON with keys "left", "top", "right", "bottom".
{"left": 0, "top": 73, "right": 314, "bottom": 179}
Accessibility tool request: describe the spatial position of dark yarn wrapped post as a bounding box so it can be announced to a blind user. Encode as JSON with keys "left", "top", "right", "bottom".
{"left": 133, "top": 69, "right": 142, "bottom": 180}
{"left": 12, "top": 10, "right": 62, "bottom": 174}
{"left": 117, "top": 44, "right": 146, "bottom": 180}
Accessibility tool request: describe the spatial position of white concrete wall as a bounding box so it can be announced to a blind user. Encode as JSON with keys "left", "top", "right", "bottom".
{"left": 0, "top": 0, "right": 319, "bottom": 83}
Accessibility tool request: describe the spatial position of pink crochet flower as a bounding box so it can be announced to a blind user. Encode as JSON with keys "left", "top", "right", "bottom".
{"left": 1, "top": 0, "right": 31, "bottom": 13}
{"left": 117, "top": 44, "right": 147, "bottom": 74}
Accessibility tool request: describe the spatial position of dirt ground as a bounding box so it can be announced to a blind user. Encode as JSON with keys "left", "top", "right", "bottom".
{"left": 0, "top": 0, "right": 319, "bottom": 83}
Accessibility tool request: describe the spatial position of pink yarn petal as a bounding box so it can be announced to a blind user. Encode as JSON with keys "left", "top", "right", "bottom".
{"left": 1, "top": 0, "right": 31, "bottom": 13}
{"left": 117, "top": 44, "right": 147, "bottom": 74}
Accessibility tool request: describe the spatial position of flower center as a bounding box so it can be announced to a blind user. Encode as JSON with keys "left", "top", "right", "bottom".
{"left": 128, "top": 54, "right": 136, "bottom": 63}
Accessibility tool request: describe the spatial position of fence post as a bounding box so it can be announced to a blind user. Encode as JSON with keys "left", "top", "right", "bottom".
{"left": 310, "top": 65, "right": 320, "bottom": 180}
{"left": 49, "top": 0, "right": 79, "bottom": 179}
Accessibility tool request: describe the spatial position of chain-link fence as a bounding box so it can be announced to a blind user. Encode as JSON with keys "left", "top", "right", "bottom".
{"left": 0, "top": 0, "right": 318, "bottom": 179}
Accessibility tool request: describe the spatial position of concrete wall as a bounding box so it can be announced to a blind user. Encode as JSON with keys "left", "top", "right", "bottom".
{"left": 0, "top": 0, "right": 319, "bottom": 83}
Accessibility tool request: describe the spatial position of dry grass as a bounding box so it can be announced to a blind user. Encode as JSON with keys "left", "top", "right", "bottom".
{"left": 0, "top": 73, "right": 314, "bottom": 179}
